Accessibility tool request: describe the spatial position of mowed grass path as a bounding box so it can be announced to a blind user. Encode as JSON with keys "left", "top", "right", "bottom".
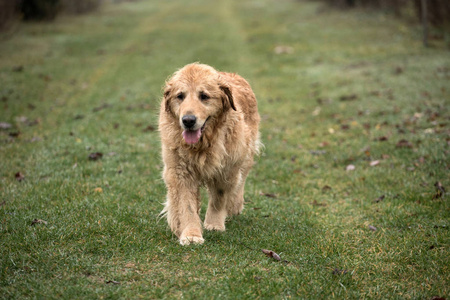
{"left": 1, "top": 0, "right": 449, "bottom": 298}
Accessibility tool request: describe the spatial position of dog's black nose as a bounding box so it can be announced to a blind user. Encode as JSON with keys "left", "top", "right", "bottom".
{"left": 182, "top": 115, "right": 197, "bottom": 129}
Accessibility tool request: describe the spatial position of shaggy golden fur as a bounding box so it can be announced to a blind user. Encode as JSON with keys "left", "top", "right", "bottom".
{"left": 159, "top": 63, "right": 261, "bottom": 245}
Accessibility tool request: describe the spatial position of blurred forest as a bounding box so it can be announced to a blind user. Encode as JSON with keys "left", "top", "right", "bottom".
{"left": 0, "top": 0, "right": 107, "bottom": 27}
{"left": 315, "top": 0, "right": 450, "bottom": 46}
{"left": 1, "top": 0, "right": 449, "bottom": 46}
{"left": 317, "top": 0, "right": 449, "bottom": 26}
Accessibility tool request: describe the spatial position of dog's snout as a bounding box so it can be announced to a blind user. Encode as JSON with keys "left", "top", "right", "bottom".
{"left": 182, "top": 115, "right": 197, "bottom": 129}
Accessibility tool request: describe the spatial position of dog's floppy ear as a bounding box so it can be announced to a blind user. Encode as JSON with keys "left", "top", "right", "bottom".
{"left": 163, "top": 85, "right": 172, "bottom": 113}
{"left": 219, "top": 84, "right": 236, "bottom": 111}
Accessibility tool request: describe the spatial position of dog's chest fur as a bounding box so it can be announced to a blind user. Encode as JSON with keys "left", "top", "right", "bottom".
{"left": 176, "top": 120, "right": 248, "bottom": 182}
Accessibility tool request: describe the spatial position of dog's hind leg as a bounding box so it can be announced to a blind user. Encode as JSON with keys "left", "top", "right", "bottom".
{"left": 204, "top": 181, "right": 227, "bottom": 231}
{"left": 226, "top": 161, "right": 253, "bottom": 216}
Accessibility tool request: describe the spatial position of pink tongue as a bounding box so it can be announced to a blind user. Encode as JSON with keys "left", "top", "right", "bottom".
{"left": 182, "top": 129, "right": 202, "bottom": 144}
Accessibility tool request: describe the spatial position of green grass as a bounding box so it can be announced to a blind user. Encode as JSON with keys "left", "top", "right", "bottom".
{"left": 1, "top": 0, "right": 449, "bottom": 298}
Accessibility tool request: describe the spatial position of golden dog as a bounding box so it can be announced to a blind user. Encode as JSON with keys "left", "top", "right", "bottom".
{"left": 159, "top": 63, "right": 261, "bottom": 245}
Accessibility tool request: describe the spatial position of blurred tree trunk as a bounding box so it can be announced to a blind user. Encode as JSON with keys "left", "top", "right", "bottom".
{"left": 421, "top": 0, "right": 428, "bottom": 47}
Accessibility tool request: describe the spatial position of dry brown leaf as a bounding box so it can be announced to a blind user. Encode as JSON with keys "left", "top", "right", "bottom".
{"left": 260, "top": 192, "right": 277, "bottom": 199}
{"left": 370, "top": 160, "right": 380, "bottom": 167}
{"left": 339, "top": 94, "right": 358, "bottom": 101}
{"left": 433, "top": 182, "right": 446, "bottom": 199}
{"left": 374, "top": 195, "right": 385, "bottom": 203}
{"left": 311, "top": 200, "right": 327, "bottom": 207}
{"left": 31, "top": 219, "right": 48, "bottom": 226}
{"left": 15, "top": 172, "right": 25, "bottom": 182}
{"left": 262, "top": 249, "right": 281, "bottom": 261}
{"left": 0, "top": 122, "right": 12, "bottom": 129}
{"left": 274, "top": 45, "right": 294, "bottom": 54}
{"left": 396, "top": 139, "right": 413, "bottom": 148}
{"left": 332, "top": 268, "right": 349, "bottom": 275}
{"left": 142, "top": 125, "right": 155, "bottom": 132}
{"left": 88, "top": 152, "right": 103, "bottom": 161}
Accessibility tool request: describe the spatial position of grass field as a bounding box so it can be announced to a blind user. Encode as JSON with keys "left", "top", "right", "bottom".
{"left": 1, "top": 0, "right": 449, "bottom": 298}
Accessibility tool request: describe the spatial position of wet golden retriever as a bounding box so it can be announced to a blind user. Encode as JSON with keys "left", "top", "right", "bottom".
{"left": 159, "top": 63, "right": 261, "bottom": 245}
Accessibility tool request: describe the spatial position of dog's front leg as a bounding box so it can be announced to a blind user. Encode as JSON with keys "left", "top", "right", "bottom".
{"left": 163, "top": 169, "right": 204, "bottom": 245}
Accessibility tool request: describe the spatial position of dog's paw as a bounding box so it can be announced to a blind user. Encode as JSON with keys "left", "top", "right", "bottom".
{"left": 180, "top": 236, "right": 204, "bottom": 246}
{"left": 179, "top": 227, "right": 204, "bottom": 245}
{"left": 204, "top": 222, "right": 226, "bottom": 231}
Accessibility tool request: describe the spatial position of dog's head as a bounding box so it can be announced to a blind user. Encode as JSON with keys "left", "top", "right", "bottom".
{"left": 163, "top": 63, "right": 236, "bottom": 145}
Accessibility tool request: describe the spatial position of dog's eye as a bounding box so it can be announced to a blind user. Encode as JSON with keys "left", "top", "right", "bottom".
{"left": 199, "top": 92, "right": 210, "bottom": 101}
{"left": 176, "top": 93, "right": 185, "bottom": 101}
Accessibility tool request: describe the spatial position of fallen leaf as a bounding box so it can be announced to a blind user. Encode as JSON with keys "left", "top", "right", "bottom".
{"left": 27, "top": 119, "right": 40, "bottom": 127}
{"left": 94, "top": 187, "right": 103, "bottom": 193}
{"left": 394, "top": 66, "right": 404, "bottom": 75}
{"left": 92, "top": 103, "right": 112, "bottom": 112}
{"left": 311, "top": 107, "right": 321, "bottom": 116}
{"left": 262, "top": 249, "right": 281, "bottom": 261}
{"left": 396, "top": 139, "right": 413, "bottom": 148}
{"left": 16, "top": 116, "right": 28, "bottom": 123}
{"left": 370, "top": 160, "right": 380, "bottom": 167}
{"left": 433, "top": 181, "right": 445, "bottom": 199}
{"left": 142, "top": 125, "right": 155, "bottom": 132}
{"left": 12, "top": 65, "right": 24, "bottom": 72}
{"left": 339, "top": 94, "right": 358, "bottom": 101}
{"left": 0, "top": 122, "right": 12, "bottom": 129}
{"left": 9, "top": 132, "right": 20, "bottom": 138}
{"left": 260, "top": 192, "right": 277, "bottom": 199}
{"left": 332, "top": 268, "right": 349, "bottom": 275}
{"left": 274, "top": 45, "right": 294, "bottom": 54}
{"left": 368, "top": 225, "right": 377, "bottom": 231}
{"left": 376, "top": 136, "right": 388, "bottom": 141}
{"left": 374, "top": 195, "right": 385, "bottom": 203}
{"left": 88, "top": 152, "right": 103, "bottom": 161}
{"left": 434, "top": 225, "right": 447, "bottom": 229}
{"left": 346, "top": 164, "right": 355, "bottom": 171}
{"left": 15, "top": 172, "right": 25, "bottom": 182}
{"left": 31, "top": 219, "right": 47, "bottom": 226}
{"left": 322, "top": 185, "right": 332, "bottom": 192}
{"left": 316, "top": 97, "right": 332, "bottom": 105}
{"left": 310, "top": 150, "right": 326, "bottom": 155}
{"left": 311, "top": 200, "right": 327, "bottom": 207}
{"left": 252, "top": 207, "right": 262, "bottom": 210}
{"left": 105, "top": 280, "right": 120, "bottom": 285}
{"left": 38, "top": 73, "right": 51, "bottom": 82}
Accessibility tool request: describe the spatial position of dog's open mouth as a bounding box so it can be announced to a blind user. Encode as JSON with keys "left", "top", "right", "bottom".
{"left": 182, "top": 117, "right": 209, "bottom": 145}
